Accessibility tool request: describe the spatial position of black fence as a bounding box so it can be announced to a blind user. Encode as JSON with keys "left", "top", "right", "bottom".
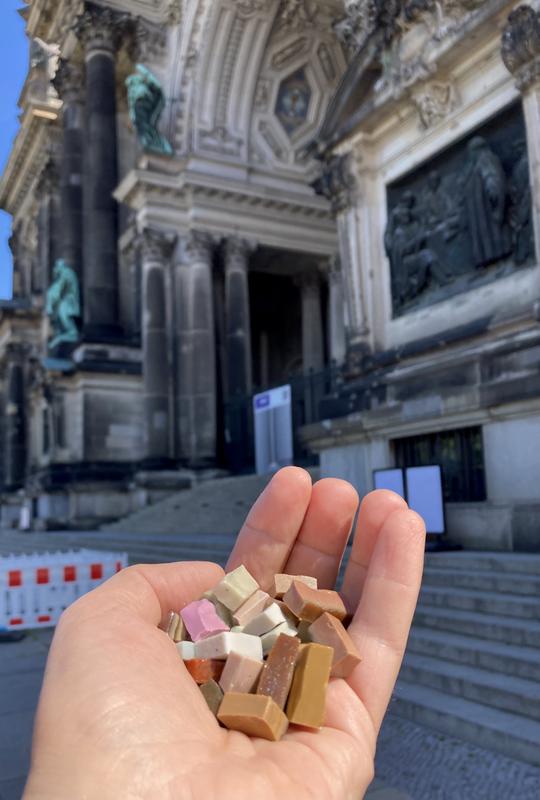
{"left": 224, "top": 363, "right": 343, "bottom": 475}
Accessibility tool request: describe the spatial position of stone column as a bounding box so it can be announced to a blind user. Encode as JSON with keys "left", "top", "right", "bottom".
{"left": 327, "top": 256, "right": 347, "bottom": 366}
{"left": 174, "top": 232, "right": 217, "bottom": 465}
{"left": 502, "top": 6, "right": 540, "bottom": 267}
{"left": 316, "top": 152, "right": 371, "bottom": 375}
{"left": 140, "top": 229, "right": 173, "bottom": 464}
{"left": 299, "top": 270, "right": 325, "bottom": 374}
{"left": 224, "top": 238, "right": 255, "bottom": 471}
{"left": 4, "top": 353, "right": 26, "bottom": 490}
{"left": 54, "top": 59, "right": 85, "bottom": 280}
{"left": 36, "top": 160, "right": 62, "bottom": 292}
{"left": 76, "top": 3, "right": 126, "bottom": 340}
{"left": 297, "top": 270, "right": 325, "bottom": 425}
{"left": 224, "top": 237, "right": 254, "bottom": 397}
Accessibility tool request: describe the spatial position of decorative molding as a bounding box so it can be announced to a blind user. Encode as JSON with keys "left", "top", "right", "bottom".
{"left": 412, "top": 80, "right": 458, "bottom": 129}
{"left": 234, "top": 0, "right": 272, "bottom": 18}
{"left": 313, "top": 153, "right": 358, "bottom": 215}
{"left": 501, "top": 5, "right": 540, "bottom": 92}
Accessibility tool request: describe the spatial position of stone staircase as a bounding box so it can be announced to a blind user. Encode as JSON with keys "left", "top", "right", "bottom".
{"left": 394, "top": 551, "right": 540, "bottom": 767}
{"left": 101, "top": 471, "right": 319, "bottom": 537}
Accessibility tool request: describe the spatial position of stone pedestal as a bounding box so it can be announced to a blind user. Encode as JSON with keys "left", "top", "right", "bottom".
{"left": 140, "top": 230, "right": 173, "bottom": 464}
{"left": 76, "top": 4, "right": 125, "bottom": 340}
{"left": 54, "top": 60, "right": 85, "bottom": 280}
{"left": 174, "top": 232, "right": 217, "bottom": 465}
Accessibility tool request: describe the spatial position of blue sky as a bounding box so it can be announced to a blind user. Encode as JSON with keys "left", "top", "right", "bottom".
{"left": 0, "top": 2, "right": 28, "bottom": 299}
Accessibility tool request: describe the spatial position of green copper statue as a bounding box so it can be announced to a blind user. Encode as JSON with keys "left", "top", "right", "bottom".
{"left": 46, "top": 259, "right": 81, "bottom": 350}
{"left": 126, "top": 64, "right": 173, "bottom": 155}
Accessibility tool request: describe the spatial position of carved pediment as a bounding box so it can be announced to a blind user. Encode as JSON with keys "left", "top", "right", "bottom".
{"left": 320, "top": 0, "right": 486, "bottom": 149}
{"left": 335, "top": 0, "right": 485, "bottom": 95}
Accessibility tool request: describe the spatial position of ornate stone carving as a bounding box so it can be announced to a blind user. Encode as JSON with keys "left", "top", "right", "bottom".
{"left": 276, "top": 0, "right": 319, "bottom": 30}
{"left": 254, "top": 78, "right": 271, "bottom": 110}
{"left": 235, "top": 0, "right": 271, "bottom": 17}
{"left": 501, "top": 5, "right": 540, "bottom": 91}
{"left": 168, "top": 0, "right": 183, "bottom": 25}
{"left": 53, "top": 59, "right": 84, "bottom": 103}
{"left": 126, "top": 64, "right": 173, "bottom": 155}
{"left": 133, "top": 18, "right": 169, "bottom": 63}
{"left": 46, "top": 259, "right": 81, "bottom": 351}
{"left": 225, "top": 237, "right": 257, "bottom": 269}
{"left": 412, "top": 80, "right": 457, "bottom": 128}
{"left": 74, "top": 2, "right": 130, "bottom": 54}
{"left": 138, "top": 228, "right": 175, "bottom": 262}
{"left": 185, "top": 231, "right": 216, "bottom": 263}
{"left": 385, "top": 108, "right": 533, "bottom": 315}
{"left": 336, "top": 0, "right": 484, "bottom": 95}
{"left": 313, "top": 153, "right": 358, "bottom": 215}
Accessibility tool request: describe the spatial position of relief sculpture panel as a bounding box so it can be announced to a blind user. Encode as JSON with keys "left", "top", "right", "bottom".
{"left": 385, "top": 104, "right": 534, "bottom": 316}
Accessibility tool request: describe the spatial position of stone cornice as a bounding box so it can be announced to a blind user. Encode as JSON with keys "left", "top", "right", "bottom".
{"left": 26, "top": 0, "right": 180, "bottom": 43}
{"left": 114, "top": 160, "right": 337, "bottom": 255}
{"left": 0, "top": 100, "right": 61, "bottom": 218}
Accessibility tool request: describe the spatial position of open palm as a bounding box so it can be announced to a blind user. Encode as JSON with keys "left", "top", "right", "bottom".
{"left": 24, "top": 467, "right": 425, "bottom": 800}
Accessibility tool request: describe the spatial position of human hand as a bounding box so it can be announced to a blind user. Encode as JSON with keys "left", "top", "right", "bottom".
{"left": 24, "top": 467, "right": 425, "bottom": 800}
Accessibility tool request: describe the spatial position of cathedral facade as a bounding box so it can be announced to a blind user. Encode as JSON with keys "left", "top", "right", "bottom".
{"left": 1, "top": 0, "right": 539, "bottom": 548}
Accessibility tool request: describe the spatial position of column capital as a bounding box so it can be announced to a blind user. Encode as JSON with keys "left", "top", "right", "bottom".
{"left": 137, "top": 228, "right": 176, "bottom": 262}
{"left": 184, "top": 230, "right": 217, "bottom": 263}
{"left": 501, "top": 6, "right": 540, "bottom": 92}
{"left": 224, "top": 236, "right": 257, "bottom": 267}
{"left": 53, "top": 59, "right": 85, "bottom": 103}
{"left": 74, "top": 2, "right": 130, "bottom": 56}
{"left": 313, "top": 152, "right": 358, "bottom": 215}
{"left": 294, "top": 269, "right": 322, "bottom": 292}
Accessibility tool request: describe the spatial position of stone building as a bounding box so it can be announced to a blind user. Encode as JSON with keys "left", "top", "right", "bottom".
{"left": 304, "top": 0, "right": 540, "bottom": 551}
{"left": 1, "top": 0, "right": 539, "bottom": 548}
{"left": 0, "top": 0, "right": 347, "bottom": 528}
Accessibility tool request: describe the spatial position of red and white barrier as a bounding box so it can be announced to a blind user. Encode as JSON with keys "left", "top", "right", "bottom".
{"left": 0, "top": 549, "right": 128, "bottom": 632}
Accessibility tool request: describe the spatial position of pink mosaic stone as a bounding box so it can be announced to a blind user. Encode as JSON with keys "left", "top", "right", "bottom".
{"left": 181, "top": 599, "right": 230, "bottom": 642}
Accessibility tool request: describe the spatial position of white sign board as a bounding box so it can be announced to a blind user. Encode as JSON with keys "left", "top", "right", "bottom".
{"left": 373, "top": 468, "right": 406, "bottom": 499}
{"left": 253, "top": 385, "right": 293, "bottom": 476}
{"left": 406, "top": 465, "right": 445, "bottom": 535}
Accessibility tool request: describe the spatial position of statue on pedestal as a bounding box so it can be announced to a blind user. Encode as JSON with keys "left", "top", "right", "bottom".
{"left": 46, "top": 259, "right": 81, "bottom": 351}
{"left": 126, "top": 64, "right": 173, "bottom": 155}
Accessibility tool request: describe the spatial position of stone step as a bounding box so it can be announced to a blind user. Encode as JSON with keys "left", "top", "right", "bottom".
{"left": 424, "top": 552, "right": 540, "bottom": 576}
{"left": 407, "top": 627, "right": 540, "bottom": 682}
{"left": 413, "top": 605, "right": 540, "bottom": 648}
{"left": 419, "top": 584, "right": 540, "bottom": 620}
{"left": 423, "top": 566, "right": 540, "bottom": 597}
{"left": 392, "top": 680, "right": 540, "bottom": 767}
{"left": 400, "top": 652, "right": 540, "bottom": 721}
{"left": 101, "top": 470, "right": 321, "bottom": 536}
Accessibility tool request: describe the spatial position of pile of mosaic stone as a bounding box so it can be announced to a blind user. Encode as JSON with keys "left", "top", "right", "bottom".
{"left": 166, "top": 565, "right": 361, "bottom": 741}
